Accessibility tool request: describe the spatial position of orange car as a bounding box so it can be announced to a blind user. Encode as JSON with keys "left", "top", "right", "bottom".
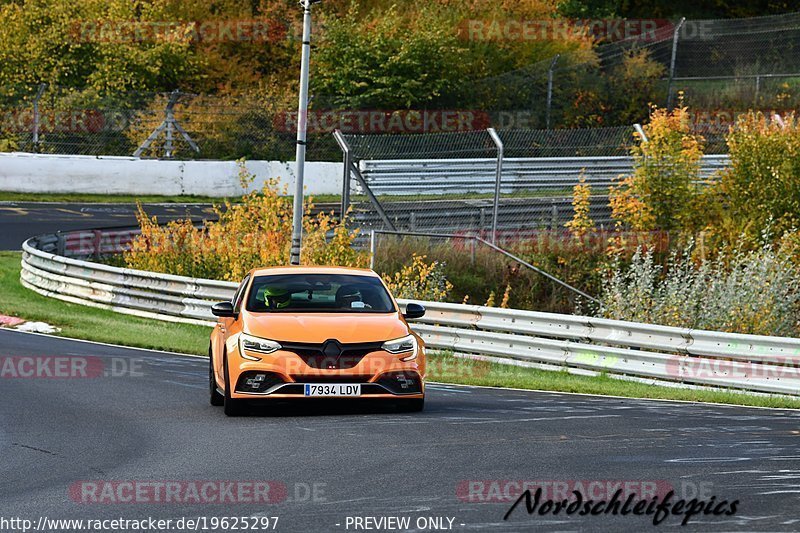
{"left": 208, "top": 266, "right": 426, "bottom": 416}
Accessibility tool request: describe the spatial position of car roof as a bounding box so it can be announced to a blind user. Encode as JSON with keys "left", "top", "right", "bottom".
{"left": 248, "top": 265, "right": 381, "bottom": 278}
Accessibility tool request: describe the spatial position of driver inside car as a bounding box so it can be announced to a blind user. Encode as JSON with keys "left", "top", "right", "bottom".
{"left": 335, "top": 285, "right": 371, "bottom": 309}
{"left": 262, "top": 287, "right": 292, "bottom": 310}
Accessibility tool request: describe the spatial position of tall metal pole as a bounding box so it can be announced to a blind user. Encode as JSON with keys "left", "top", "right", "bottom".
{"left": 487, "top": 128, "right": 504, "bottom": 244}
{"left": 666, "top": 18, "right": 685, "bottom": 110}
{"left": 290, "top": 0, "right": 314, "bottom": 265}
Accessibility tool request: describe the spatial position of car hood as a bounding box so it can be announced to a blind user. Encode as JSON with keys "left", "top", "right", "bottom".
{"left": 243, "top": 312, "right": 409, "bottom": 344}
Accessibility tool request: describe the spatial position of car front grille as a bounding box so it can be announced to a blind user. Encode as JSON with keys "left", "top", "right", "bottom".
{"left": 280, "top": 339, "right": 385, "bottom": 369}
{"left": 289, "top": 375, "right": 374, "bottom": 384}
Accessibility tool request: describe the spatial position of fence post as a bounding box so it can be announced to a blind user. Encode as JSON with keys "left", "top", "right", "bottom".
{"left": 754, "top": 75, "right": 761, "bottom": 105}
{"left": 666, "top": 18, "right": 686, "bottom": 110}
{"left": 545, "top": 54, "right": 560, "bottom": 130}
{"left": 470, "top": 237, "right": 476, "bottom": 265}
{"left": 633, "top": 123, "right": 648, "bottom": 143}
{"left": 332, "top": 129, "right": 396, "bottom": 231}
{"left": 32, "top": 83, "right": 46, "bottom": 151}
{"left": 369, "top": 230, "right": 376, "bottom": 270}
{"left": 333, "top": 129, "right": 351, "bottom": 218}
{"left": 487, "top": 128, "right": 504, "bottom": 244}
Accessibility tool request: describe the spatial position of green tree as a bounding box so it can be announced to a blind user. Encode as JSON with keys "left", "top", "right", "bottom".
{"left": 312, "top": 6, "right": 471, "bottom": 109}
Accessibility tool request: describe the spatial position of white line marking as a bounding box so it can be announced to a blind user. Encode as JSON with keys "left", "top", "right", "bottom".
{"left": 3, "top": 328, "right": 800, "bottom": 411}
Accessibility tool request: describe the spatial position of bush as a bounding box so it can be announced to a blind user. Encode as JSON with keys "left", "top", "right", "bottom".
{"left": 124, "top": 163, "right": 367, "bottom": 280}
{"left": 609, "top": 105, "right": 703, "bottom": 232}
{"left": 565, "top": 174, "right": 594, "bottom": 239}
{"left": 599, "top": 242, "right": 800, "bottom": 337}
{"left": 381, "top": 253, "right": 452, "bottom": 301}
{"left": 607, "top": 48, "right": 667, "bottom": 125}
{"left": 705, "top": 112, "right": 800, "bottom": 248}
{"left": 373, "top": 232, "right": 616, "bottom": 314}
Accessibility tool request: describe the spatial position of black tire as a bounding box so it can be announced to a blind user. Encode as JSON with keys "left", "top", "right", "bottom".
{"left": 397, "top": 397, "right": 424, "bottom": 412}
{"left": 209, "top": 345, "right": 224, "bottom": 406}
{"left": 223, "top": 352, "right": 245, "bottom": 417}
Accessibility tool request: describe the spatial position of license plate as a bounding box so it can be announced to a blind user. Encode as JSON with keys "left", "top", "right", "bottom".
{"left": 304, "top": 383, "right": 361, "bottom": 397}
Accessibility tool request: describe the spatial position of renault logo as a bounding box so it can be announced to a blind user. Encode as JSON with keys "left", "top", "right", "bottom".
{"left": 322, "top": 339, "right": 342, "bottom": 359}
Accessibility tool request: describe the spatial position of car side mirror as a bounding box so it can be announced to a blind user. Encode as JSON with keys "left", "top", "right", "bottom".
{"left": 403, "top": 303, "right": 426, "bottom": 320}
{"left": 211, "top": 301, "right": 237, "bottom": 318}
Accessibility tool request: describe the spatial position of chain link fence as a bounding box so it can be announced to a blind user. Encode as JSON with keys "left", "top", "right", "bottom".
{"left": 0, "top": 86, "right": 341, "bottom": 161}
{"left": 338, "top": 127, "right": 641, "bottom": 236}
{"left": 466, "top": 11, "right": 800, "bottom": 149}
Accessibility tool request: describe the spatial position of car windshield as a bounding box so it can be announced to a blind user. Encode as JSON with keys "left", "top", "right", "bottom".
{"left": 246, "top": 273, "right": 397, "bottom": 313}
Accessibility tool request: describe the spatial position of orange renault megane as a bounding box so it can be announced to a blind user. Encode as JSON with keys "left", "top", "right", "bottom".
{"left": 208, "top": 266, "right": 427, "bottom": 416}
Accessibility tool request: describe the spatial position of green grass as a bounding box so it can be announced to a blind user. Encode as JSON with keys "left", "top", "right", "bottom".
{"left": 0, "top": 252, "right": 209, "bottom": 354}
{"left": 428, "top": 353, "right": 800, "bottom": 409}
{"left": 2, "top": 250, "right": 798, "bottom": 409}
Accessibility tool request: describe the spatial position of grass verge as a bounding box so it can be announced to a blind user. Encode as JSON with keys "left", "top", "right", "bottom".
{"left": 1, "top": 251, "right": 797, "bottom": 409}
{"left": 0, "top": 252, "right": 208, "bottom": 354}
{"left": 430, "top": 354, "right": 800, "bottom": 409}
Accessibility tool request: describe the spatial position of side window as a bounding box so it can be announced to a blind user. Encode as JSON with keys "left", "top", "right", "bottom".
{"left": 232, "top": 275, "right": 251, "bottom": 314}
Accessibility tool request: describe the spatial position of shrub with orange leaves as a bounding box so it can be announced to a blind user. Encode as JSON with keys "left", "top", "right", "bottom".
{"left": 565, "top": 174, "right": 595, "bottom": 240}
{"left": 610, "top": 104, "right": 703, "bottom": 232}
{"left": 124, "top": 163, "right": 367, "bottom": 280}
{"left": 382, "top": 253, "right": 452, "bottom": 301}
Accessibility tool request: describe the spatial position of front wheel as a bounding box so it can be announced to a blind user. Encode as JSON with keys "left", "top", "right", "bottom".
{"left": 209, "top": 345, "right": 223, "bottom": 406}
{"left": 223, "top": 352, "right": 245, "bottom": 417}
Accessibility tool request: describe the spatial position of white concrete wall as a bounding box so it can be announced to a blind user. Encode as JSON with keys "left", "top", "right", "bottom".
{"left": 0, "top": 152, "right": 343, "bottom": 197}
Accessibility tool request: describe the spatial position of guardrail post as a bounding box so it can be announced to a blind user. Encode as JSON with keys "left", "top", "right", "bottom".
{"left": 487, "top": 128, "right": 504, "bottom": 244}
{"left": 666, "top": 18, "right": 686, "bottom": 110}
{"left": 92, "top": 230, "right": 102, "bottom": 260}
{"left": 56, "top": 231, "right": 65, "bottom": 257}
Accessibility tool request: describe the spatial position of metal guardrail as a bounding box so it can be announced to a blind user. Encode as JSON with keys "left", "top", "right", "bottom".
{"left": 352, "top": 195, "right": 614, "bottom": 231}
{"left": 358, "top": 155, "right": 730, "bottom": 196}
{"left": 20, "top": 229, "right": 800, "bottom": 396}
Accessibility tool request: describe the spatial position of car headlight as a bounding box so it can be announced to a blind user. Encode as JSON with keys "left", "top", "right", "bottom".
{"left": 239, "top": 334, "right": 282, "bottom": 360}
{"left": 382, "top": 334, "right": 418, "bottom": 361}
